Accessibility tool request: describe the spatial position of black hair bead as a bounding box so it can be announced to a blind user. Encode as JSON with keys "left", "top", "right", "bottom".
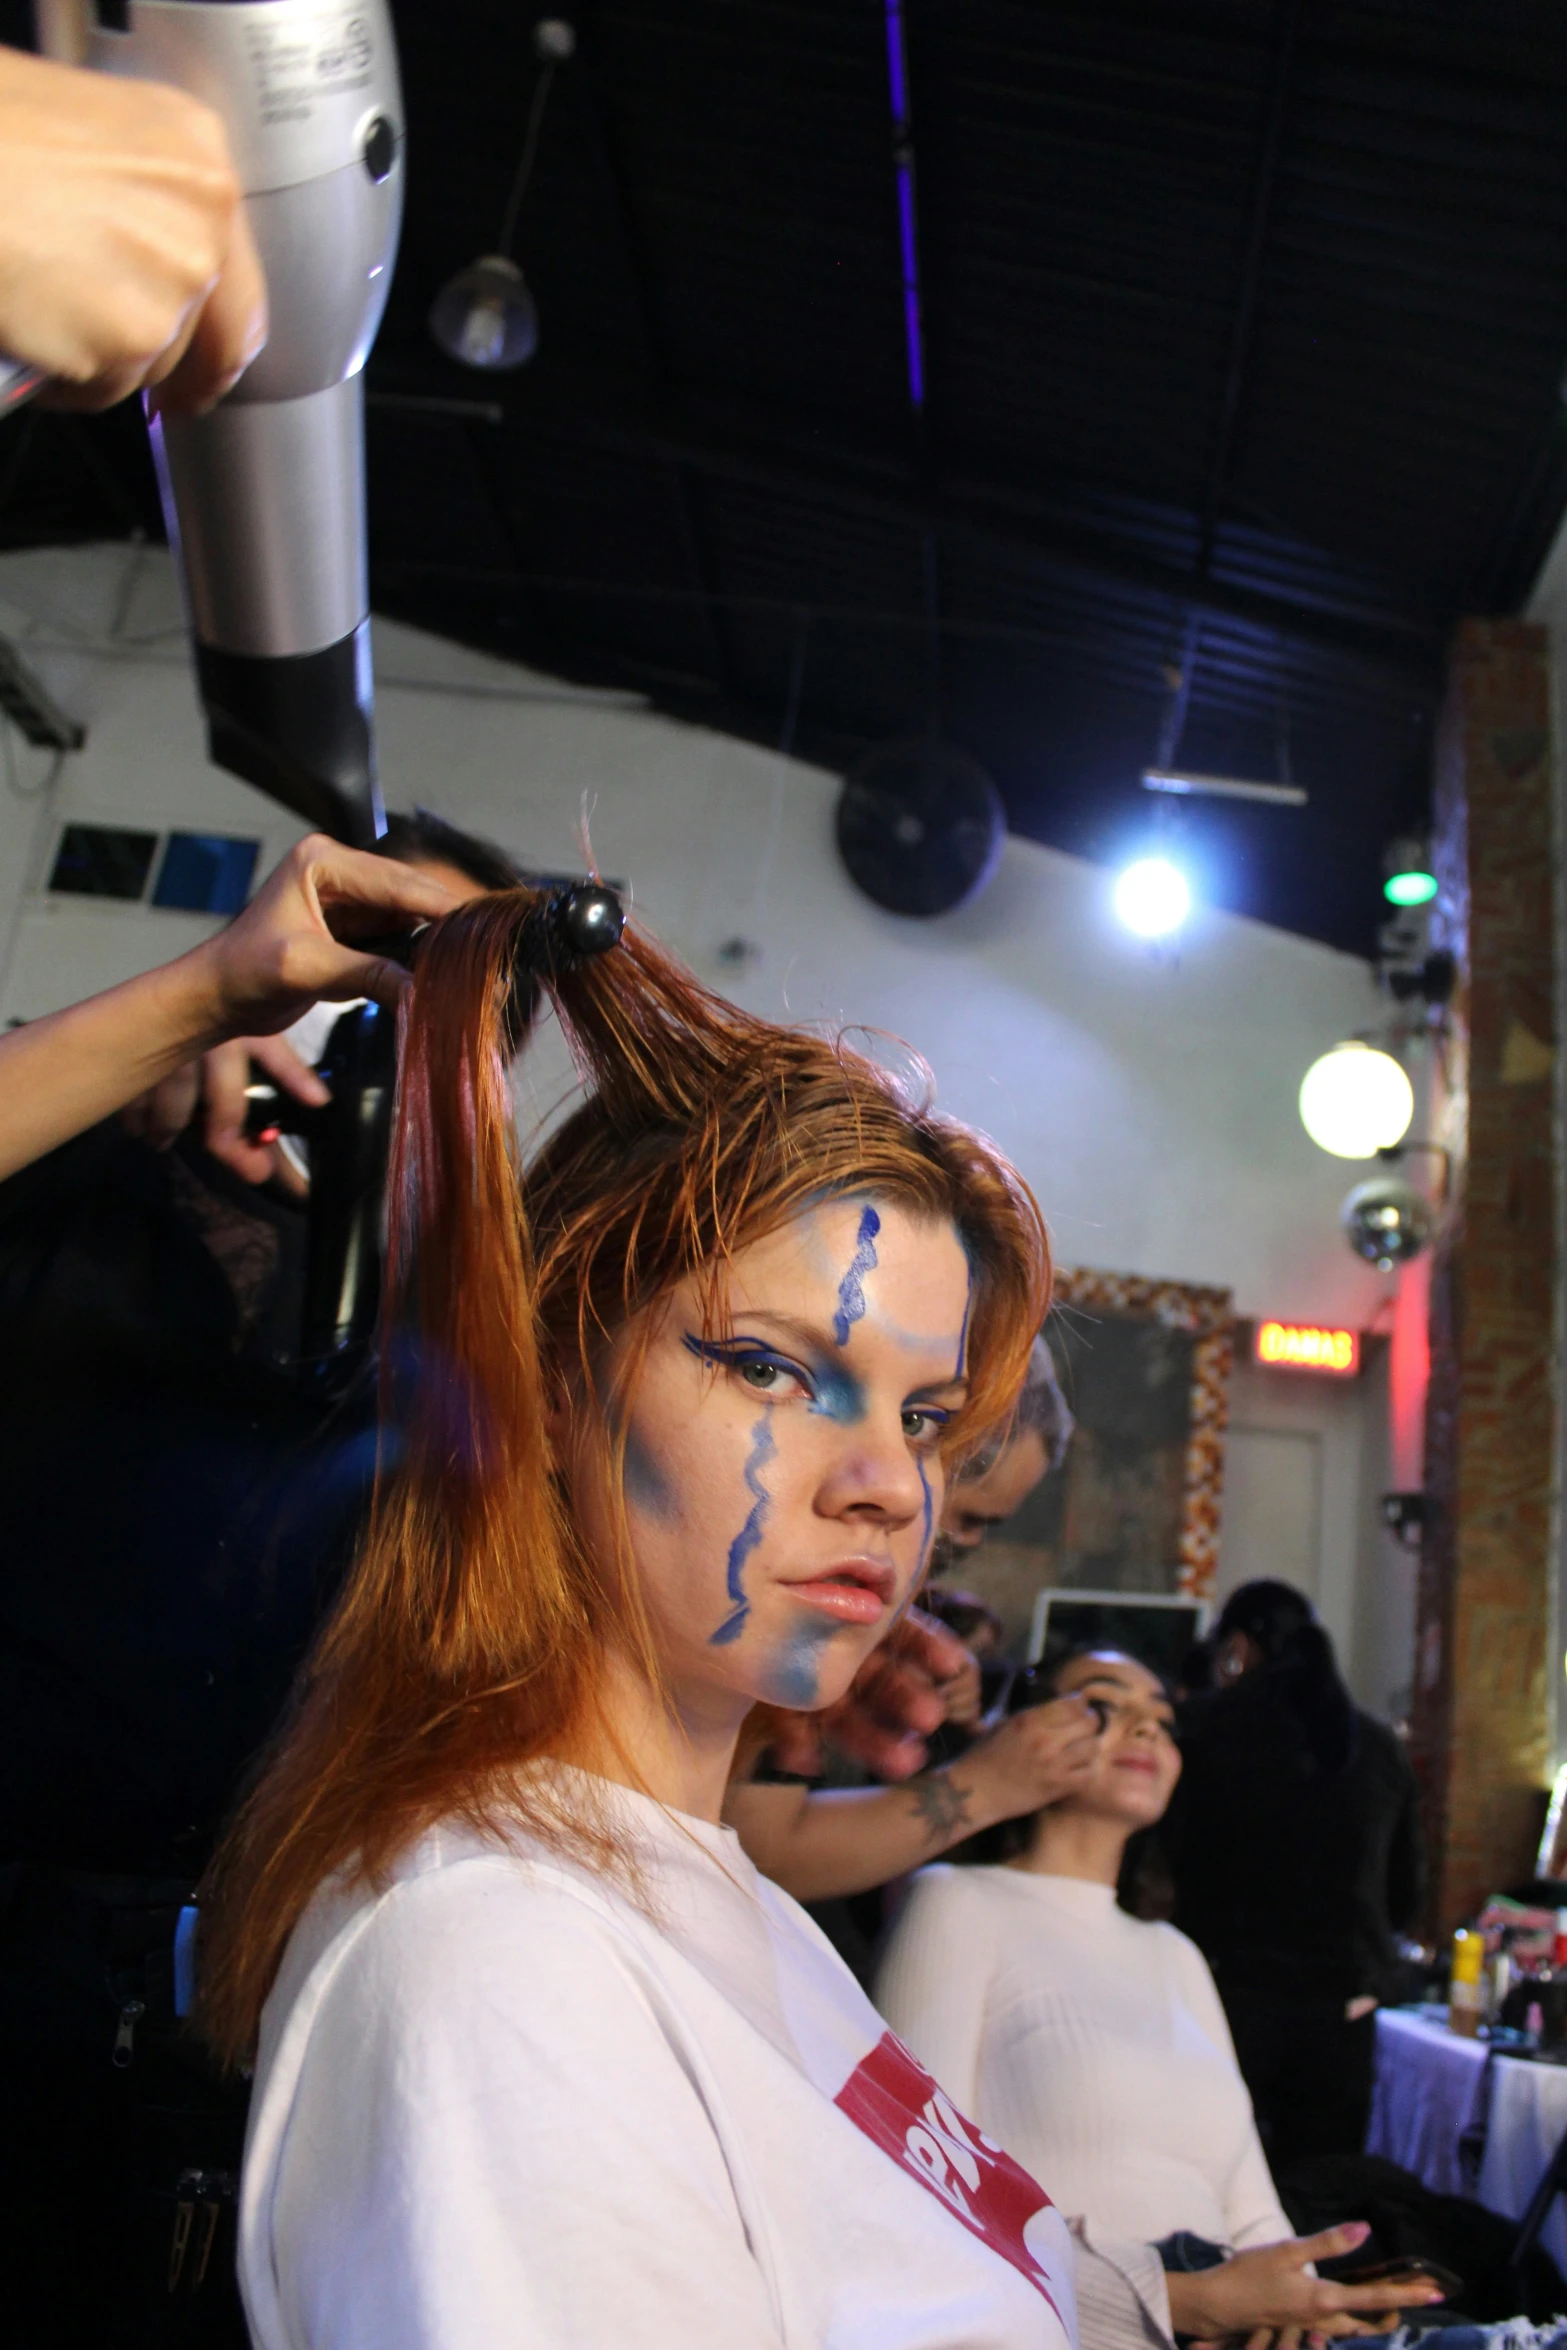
{"left": 553, "top": 884, "right": 625, "bottom": 961}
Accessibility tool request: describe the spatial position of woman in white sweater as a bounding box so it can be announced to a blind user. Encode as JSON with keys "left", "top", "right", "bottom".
{"left": 877, "top": 1648, "right": 1440, "bottom": 2349}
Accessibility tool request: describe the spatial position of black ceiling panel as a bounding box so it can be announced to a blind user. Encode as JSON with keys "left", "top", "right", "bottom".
{"left": 3, "top": 0, "right": 1566, "bottom": 952}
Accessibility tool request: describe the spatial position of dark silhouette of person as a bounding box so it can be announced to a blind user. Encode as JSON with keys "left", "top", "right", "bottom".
{"left": 1165, "top": 1579, "right": 1422, "bottom": 2168}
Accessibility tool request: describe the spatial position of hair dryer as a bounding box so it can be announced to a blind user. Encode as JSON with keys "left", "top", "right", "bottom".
{"left": 28, "top": 0, "right": 404, "bottom": 848}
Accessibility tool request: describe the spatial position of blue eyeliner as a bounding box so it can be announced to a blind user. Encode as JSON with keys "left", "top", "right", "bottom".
{"left": 832, "top": 1205, "right": 881, "bottom": 1347}
{"left": 685, "top": 1331, "right": 867, "bottom": 1425}
{"left": 710, "top": 1413, "right": 775, "bottom": 1646}
{"left": 684, "top": 1333, "right": 778, "bottom": 1375}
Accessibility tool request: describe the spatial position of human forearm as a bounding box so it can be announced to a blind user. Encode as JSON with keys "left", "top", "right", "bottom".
{"left": 726, "top": 1754, "right": 1014, "bottom": 1902}
{"left": 0, "top": 836, "right": 454, "bottom": 1182}
{"left": 0, "top": 950, "right": 226, "bottom": 1181}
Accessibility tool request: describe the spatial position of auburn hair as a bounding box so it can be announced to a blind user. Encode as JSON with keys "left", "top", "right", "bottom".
{"left": 197, "top": 888, "right": 1051, "bottom": 2065}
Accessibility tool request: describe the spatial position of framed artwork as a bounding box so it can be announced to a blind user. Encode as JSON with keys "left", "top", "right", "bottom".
{"left": 1047, "top": 1267, "right": 1235, "bottom": 1603}
{"left": 936, "top": 1266, "right": 1234, "bottom": 1659}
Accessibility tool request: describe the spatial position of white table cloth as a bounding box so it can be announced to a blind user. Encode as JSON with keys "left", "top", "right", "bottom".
{"left": 1366, "top": 2007, "right": 1567, "bottom": 2278}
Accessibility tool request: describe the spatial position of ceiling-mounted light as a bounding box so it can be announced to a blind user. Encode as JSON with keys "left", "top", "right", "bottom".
{"left": 1383, "top": 835, "right": 1437, "bottom": 909}
{"left": 1113, "top": 854, "right": 1190, "bottom": 939}
{"left": 429, "top": 20, "right": 574, "bottom": 373}
{"left": 429, "top": 256, "right": 538, "bottom": 370}
{"left": 1299, "top": 1041, "right": 1414, "bottom": 1159}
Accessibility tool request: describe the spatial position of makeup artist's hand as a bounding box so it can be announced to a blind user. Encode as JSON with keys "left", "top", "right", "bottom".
{"left": 764, "top": 1608, "right": 971, "bottom": 1779}
{"left": 961, "top": 1695, "right": 1099, "bottom": 1814}
{"left": 939, "top": 1645, "right": 985, "bottom": 1731}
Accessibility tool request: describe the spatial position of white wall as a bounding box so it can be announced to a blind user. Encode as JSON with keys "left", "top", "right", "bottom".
{"left": 0, "top": 540, "right": 1398, "bottom": 1337}
{"left": 1218, "top": 1338, "right": 1412, "bottom": 1720}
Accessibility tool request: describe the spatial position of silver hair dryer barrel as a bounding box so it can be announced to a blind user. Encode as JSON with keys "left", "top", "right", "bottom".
{"left": 37, "top": 0, "right": 404, "bottom": 847}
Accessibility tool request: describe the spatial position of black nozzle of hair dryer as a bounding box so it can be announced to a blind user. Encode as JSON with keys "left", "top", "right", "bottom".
{"left": 299, "top": 999, "right": 398, "bottom": 1388}
{"left": 196, "top": 629, "right": 383, "bottom": 851}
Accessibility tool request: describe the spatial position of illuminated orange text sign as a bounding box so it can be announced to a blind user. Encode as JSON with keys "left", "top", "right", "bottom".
{"left": 1255, "top": 1321, "right": 1360, "bottom": 1376}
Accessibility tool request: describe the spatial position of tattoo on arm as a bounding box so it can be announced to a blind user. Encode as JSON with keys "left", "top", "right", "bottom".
{"left": 907, "top": 1770, "right": 973, "bottom": 1847}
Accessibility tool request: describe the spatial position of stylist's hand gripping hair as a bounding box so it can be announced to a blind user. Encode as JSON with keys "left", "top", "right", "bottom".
{"left": 0, "top": 835, "right": 453, "bottom": 1184}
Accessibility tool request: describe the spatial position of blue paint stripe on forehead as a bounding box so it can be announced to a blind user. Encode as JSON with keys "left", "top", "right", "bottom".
{"left": 831, "top": 1205, "right": 881, "bottom": 1348}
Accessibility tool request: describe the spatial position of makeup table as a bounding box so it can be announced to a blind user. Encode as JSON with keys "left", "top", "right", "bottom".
{"left": 1366, "top": 2006, "right": 1567, "bottom": 2276}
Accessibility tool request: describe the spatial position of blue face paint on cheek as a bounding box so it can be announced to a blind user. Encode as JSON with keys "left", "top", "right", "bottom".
{"left": 918, "top": 1455, "right": 933, "bottom": 1571}
{"left": 709, "top": 1414, "right": 776, "bottom": 1646}
{"left": 761, "top": 1618, "right": 840, "bottom": 1709}
{"left": 831, "top": 1205, "right": 881, "bottom": 1348}
{"left": 623, "top": 1425, "right": 674, "bottom": 1520}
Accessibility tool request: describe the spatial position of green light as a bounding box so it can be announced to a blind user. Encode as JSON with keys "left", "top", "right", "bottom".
{"left": 1384, "top": 869, "right": 1438, "bottom": 907}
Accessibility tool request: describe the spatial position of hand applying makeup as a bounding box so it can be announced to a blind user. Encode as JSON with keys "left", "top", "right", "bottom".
{"left": 726, "top": 1684, "right": 1101, "bottom": 1902}
{"left": 761, "top": 1606, "right": 973, "bottom": 1781}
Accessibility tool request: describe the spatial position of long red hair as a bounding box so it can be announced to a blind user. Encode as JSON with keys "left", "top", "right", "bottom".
{"left": 198, "top": 889, "right": 1050, "bottom": 2065}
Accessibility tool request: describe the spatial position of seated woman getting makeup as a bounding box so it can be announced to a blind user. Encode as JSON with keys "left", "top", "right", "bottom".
{"left": 875, "top": 1649, "right": 1444, "bottom": 2350}
{"left": 198, "top": 888, "right": 1081, "bottom": 2348}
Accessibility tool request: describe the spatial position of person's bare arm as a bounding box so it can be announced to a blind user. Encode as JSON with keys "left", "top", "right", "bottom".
{"left": 0, "top": 44, "right": 266, "bottom": 413}
{"left": 0, "top": 836, "right": 453, "bottom": 1183}
{"left": 725, "top": 1696, "right": 1099, "bottom": 1901}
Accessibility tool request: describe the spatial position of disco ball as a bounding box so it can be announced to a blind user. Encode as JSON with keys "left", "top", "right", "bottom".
{"left": 1341, "top": 1175, "right": 1433, "bottom": 1273}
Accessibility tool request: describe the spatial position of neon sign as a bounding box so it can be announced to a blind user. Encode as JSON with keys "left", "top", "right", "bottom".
{"left": 1255, "top": 1321, "right": 1360, "bottom": 1376}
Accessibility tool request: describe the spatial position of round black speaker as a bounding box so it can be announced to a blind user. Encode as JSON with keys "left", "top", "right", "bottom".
{"left": 835, "top": 737, "right": 1005, "bottom": 917}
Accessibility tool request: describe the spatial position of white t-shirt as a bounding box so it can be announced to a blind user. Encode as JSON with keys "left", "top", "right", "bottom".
{"left": 875, "top": 1867, "right": 1290, "bottom": 2256}
{"left": 239, "top": 1777, "right": 1078, "bottom": 2350}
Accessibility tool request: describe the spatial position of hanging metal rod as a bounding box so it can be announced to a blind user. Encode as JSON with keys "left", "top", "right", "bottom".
{"left": 1142, "top": 767, "right": 1307, "bottom": 807}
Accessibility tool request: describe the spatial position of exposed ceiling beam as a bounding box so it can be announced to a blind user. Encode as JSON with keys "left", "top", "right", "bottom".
{"left": 571, "top": 12, "right": 736, "bottom": 698}
{"left": 1160, "top": 0, "right": 1301, "bottom": 768}
{"left": 369, "top": 366, "right": 1442, "bottom": 680}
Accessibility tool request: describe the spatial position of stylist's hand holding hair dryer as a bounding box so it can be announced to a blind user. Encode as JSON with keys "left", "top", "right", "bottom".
{"left": 0, "top": 43, "right": 266, "bottom": 411}
{"left": 0, "top": 835, "right": 454, "bottom": 1183}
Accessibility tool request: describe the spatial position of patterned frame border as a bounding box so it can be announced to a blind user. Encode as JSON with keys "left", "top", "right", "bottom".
{"left": 1049, "top": 1266, "right": 1236, "bottom": 1604}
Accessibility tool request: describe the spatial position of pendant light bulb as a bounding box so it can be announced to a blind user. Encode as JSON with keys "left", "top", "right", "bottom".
{"left": 428, "top": 255, "right": 539, "bottom": 372}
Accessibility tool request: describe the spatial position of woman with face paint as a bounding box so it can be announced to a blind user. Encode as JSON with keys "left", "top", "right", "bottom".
{"left": 199, "top": 889, "right": 1076, "bottom": 2349}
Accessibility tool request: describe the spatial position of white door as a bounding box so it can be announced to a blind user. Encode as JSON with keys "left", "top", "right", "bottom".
{"left": 1216, "top": 1424, "right": 1322, "bottom": 1607}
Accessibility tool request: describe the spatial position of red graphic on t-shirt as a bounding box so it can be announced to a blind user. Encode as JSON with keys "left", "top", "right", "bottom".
{"left": 835, "top": 2031, "right": 1066, "bottom": 2320}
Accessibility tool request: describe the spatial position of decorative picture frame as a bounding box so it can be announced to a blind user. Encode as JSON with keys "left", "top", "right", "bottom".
{"left": 1048, "top": 1266, "right": 1235, "bottom": 1603}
